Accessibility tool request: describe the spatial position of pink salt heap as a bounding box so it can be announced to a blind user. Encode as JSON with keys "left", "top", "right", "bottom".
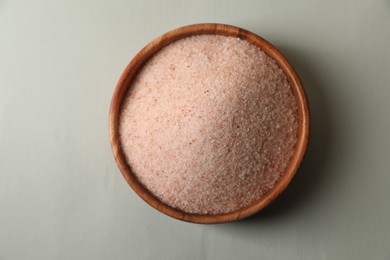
{"left": 119, "top": 35, "right": 298, "bottom": 215}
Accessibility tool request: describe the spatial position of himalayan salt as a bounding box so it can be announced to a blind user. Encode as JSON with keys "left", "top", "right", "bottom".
{"left": 119, "top": 35, "right": 298, "bottom": 215}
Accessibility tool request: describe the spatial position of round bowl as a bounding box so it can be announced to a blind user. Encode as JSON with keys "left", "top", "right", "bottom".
{"left": 109, "top": 23, "right": 309, "bottom": 224}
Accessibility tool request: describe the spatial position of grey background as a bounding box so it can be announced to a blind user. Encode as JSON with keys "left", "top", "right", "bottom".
{"left": 1, "top": 0, "right": 390, "bottom": 259}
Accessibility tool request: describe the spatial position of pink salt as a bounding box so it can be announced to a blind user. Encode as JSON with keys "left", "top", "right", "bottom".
{"left": 119, "top": 35, "right": 298, "bottom": 215}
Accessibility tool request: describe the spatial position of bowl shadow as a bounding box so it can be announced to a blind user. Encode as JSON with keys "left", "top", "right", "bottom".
{"left": 242, "top": 45, "right": 334, "bottom": 222}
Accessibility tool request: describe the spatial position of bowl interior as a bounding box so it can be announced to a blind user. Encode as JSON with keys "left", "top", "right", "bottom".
{"left": 109, "top": 23, "right": 309, "bottom": 224}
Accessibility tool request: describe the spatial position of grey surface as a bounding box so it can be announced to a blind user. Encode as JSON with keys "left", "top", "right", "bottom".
{"left": 1, "top": 0, "right": 390, "bottom": 259}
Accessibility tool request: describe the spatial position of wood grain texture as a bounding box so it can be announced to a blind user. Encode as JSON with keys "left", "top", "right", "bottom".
{"left": 109, "top": 23, "right": 310, "bottom": 224}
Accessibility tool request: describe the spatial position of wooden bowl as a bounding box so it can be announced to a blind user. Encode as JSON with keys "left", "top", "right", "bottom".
{"left": 109, "top": 23, "right": 309, "bottom": 224}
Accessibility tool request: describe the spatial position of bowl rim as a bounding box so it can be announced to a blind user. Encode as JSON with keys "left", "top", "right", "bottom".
{"left": 109, "top": 23, "right": 310, "bottom": 224}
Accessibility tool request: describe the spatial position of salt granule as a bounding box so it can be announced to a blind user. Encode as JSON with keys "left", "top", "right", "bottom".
{"left": 119, "top": 35, "right": 298, "bottom": 214}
